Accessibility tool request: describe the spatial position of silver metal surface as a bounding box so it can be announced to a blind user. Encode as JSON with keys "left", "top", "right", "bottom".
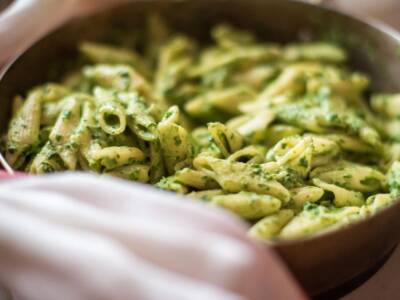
{"left": 0, "top": 151, "right": 14, "bottom": 174}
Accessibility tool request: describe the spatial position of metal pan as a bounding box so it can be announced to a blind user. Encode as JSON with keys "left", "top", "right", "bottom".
{"left": 1, "top": 0, "right": 400, "bottom": 295}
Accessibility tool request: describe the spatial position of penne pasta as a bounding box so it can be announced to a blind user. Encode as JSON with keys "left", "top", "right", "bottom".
{"left": 5, "top": 17, "right": 400, "bottom": 241}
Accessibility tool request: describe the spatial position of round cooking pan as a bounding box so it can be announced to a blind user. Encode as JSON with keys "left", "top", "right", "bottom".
{"left": 1, "top": 0, "right": 400, "bottom": 295}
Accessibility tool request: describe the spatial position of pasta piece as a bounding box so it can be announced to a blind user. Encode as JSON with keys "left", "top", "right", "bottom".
{"left": 185, "top": 86, "right": 256, "bottom": 121}
{"left": 70, "top": 101, "right": 96, "bottom": 148}
{"left": 312, "top": 178, "right": 364, "bottom": 207}
{"left": 240, "top": 93, "right": 294, "bottom": 114}
{"left": 62, "top": 71, "right": 91, "bottom": 92}
{"left": 267, "top": 136, "right": 313, "bottom": 178}
{"left": 98, "top": 101, "right": 127, "bottom": 135}
{"left": 105, "top": 164, "right": 150, "bottom": 182}
{"left": 29, "top": 142, "right": 63, "bottom": 174}
{"left": 193, "top": 155, "right": 291, "bottom": 203}
{"left": 305, "top": 134, "right": 340, "bottom": 167}
{"left": 158, "top": 106, "right": 193, "bottom": 174}
{"left": 70, "top": 101, "right": 101, "bottom": 171}
{"left": 291, "top": 186, "right": 324, "bottom": 207}
{"left": 49, "top": 95, "right": 83, "bottom": 170}
{"left": 322, "top": 134, "right": 374, "bottom": 154}
{"left": 80, "top": 41, "right": 151, "bottom": 78}
{"left": 228, "top": 110, "right": 275, "bottom": 143}
{"left": 311, "top": 160, "right": 386, "bottom": 193}
{"left": 387, "top": 161, "right": 400, "bottom": 198}
{"left": 228, "top": 145, "right": 266, "bottom": 164}
{"left": 83, "top": 64, "right": 156, "bottom": 103}
{"left": 154, "top": 36, "right": 197, "bottom": 101}
{"left": 382, "top": 143, "right": 400, "bottom": 170}
{"left": 371, "top": 94, "right": 400, "bottom": 119}
{"left": 279, "top": 204, "right": 360, "bottom": 239}
{"left": 190, "top": 127, "right": 213, "bottom": 152}
{"left": 188, "top": 189, "right": 225, "bottom": 201}
{"left": 264, "top": 125, "right": 303, "bottom": 148}
{"left": 266, "top": 136, "right": 301, "bottom": 161}
{"left": 382, "top": 119, "right": 400, "bottom": 142}
{"left": 41, "top": 99, "right": 68, "bottom": 126}
{"left": 275, "top": 102, "right": 326, "bottom": 133}
{"left": 107, "top": 132, "right": 140, "bottom": 148}
{"left": 276, "top": 100, "right": 382, "bottom": 147}
{"left": 6, "top": 91, "right": 42, "bottom": 167}
{"left": 121, "top": 92, "right": 158, "bottom": 141}
{"left": 283, "top": 42, "right": 347, "bottom": 63}
{"left": 191, "top": 44, "right": 281, "bottom": 77}
{"left": 199, "top": 65, "right": 233, "bottom": 89}
{"left": 91, "top": 146, "right": 145, "bottom": 170}
{"left": 145, "top": 13, "right": 171, "bottom": 62}
{"left": 30, "top": 83, "right": 71, "bottom": 103}
{"left": 211, "top": 192, "right": 281, "bottom": 220}
{"left": 104, "top": 90, "right": 157, "bottom": 141}
{"left": 306, "top": 70, "right": 369, "bottom": 100}
{"left": 362, "top": 194, "right": 393, "bottom": 215}
{"left": 280, "top": 141, "right": 312, "bottom": 178}
{"left": 175, "top": 168, "right": 219, "bottom": 190}
{"left": 212, "top": 24, "right": 256, "bottom": 48}
{"left": 316, "top": 110, "right": 381, "bottom": 147}
{"left": 207, "top": 122, "right": 243, "bottom": 157}
{"left": 82, "top": 138, "right": 103, "bottom": 172}
{"left": 257, "top": 63, "right": 321, "bottom": 99}
{"left": 232, "top": 65, "right": 278, "bottom": 90}
{"left": 276, "top": 137, "right": 311, "bottom": 165}
{"left": 148, "top": 140, "right": 165, "bottom": 183}
{"left": 77, "top": 152, "right": 91, "bottom": 171}
{"left": 248, "top": 209, "right": 294, "bottom": 240}
{"left": 156, "top": 176, "right": 189, "bottom": 194}
{"left": 92, "top": 86, "right": 117, "bottom": 103}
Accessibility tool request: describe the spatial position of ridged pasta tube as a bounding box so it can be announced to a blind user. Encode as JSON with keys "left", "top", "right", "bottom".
{"left": 211, "top": 192, "right": 281, "bottom": 220}
{"left": 249, "top": 209, "right": 294, "bottom": 240}
{"left": 98, "top": 101, "right": 127, "bottom": 135}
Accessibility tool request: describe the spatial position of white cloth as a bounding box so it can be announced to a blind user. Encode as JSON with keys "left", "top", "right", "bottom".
{"left": 0, "top": 173, "right": 305, "bottom": 300}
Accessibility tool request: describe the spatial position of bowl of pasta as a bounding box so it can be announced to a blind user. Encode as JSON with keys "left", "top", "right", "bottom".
{"left": 1, "top": 0, "right": 400, "bottom": 295}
